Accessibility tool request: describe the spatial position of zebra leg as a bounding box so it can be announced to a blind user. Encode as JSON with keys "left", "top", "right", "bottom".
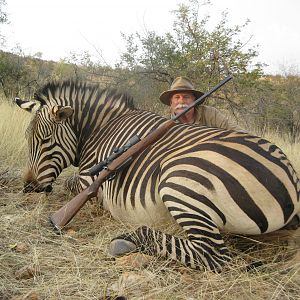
{"left": 109, "top": 218, "right": 231, "bottom": 271}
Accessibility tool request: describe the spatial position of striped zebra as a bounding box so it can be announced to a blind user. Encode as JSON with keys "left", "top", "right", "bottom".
{"left": 15, "top": 81, "right": 133, "bottom": 194}
{"left": 16, "top": 81, "right": 300, "bottom": 271}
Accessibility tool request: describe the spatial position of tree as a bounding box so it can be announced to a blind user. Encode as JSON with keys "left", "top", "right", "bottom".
{"left": 0, "top": 49, "right": 56, "bottom": 100}
{"left": 0, "top": 48, "right": 29, "bottom": 98}
{"left": 0, "top": 0, "right": 8, "bottom": 46}
{"left": 117, "top": 0, "right": 265, "bottom": 120}
{"left": 0, "top": 0, "right": 7, "bottom": 25}
{"left": 119, "top": 0, "right": 263, "bottom": 85}
{"left": 269, "top": 75, "right": 300, "bottom": 143}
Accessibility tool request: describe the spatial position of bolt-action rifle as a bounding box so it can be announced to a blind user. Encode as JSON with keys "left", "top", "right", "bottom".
{"left": 50, "top": 75, "right": 233, "bottom": 231}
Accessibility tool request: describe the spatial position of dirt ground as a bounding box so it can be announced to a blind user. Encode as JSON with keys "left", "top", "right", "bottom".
{"left": 1, "top": 167, "right": 300, "bottom": 300}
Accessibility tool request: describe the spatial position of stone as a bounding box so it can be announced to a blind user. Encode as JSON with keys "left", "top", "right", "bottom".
{"left": 108, "top": 239, "right": 137, "bottom": 257}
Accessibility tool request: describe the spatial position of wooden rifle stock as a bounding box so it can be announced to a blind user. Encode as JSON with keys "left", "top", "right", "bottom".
{"left": 49, "top": 119, "right": 177, "bottom": 230}
{"left": 49, "top": 75, "right": 233, "bottom": 230}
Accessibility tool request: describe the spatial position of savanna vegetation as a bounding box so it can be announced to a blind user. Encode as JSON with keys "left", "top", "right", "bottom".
{"left": 1, "top": 0, "right": 300, "bottom": 299}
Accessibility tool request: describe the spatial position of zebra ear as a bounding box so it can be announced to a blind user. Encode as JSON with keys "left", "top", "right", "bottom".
{"left": 15, "top": 97, "right": 41, "bottom": 113}
{"left": 49, "top": 105, "right": 74, "bottom": 122}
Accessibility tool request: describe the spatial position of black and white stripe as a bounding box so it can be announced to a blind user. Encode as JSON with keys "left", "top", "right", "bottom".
{"left": 16, "top": 81, "right": 300, "bottom": 271}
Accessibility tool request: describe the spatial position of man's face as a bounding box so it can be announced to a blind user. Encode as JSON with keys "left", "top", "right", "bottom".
{"left": 170, "top": 92, "right": 196, "bottom": 115}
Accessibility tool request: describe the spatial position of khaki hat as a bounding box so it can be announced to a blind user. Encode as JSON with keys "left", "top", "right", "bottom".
{"left": 159, "top": 76, "right": 204, "bottom": 106}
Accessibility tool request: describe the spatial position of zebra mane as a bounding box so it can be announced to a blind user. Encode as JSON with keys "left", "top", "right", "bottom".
{"left": 33, "top": 80, "right": 135, "bottom": 110}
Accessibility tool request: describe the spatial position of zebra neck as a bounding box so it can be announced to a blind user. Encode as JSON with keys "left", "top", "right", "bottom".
{"left": 72, "top": 104, "right": 135, "bottom": 163}
{"left": 91, "top": 110, "right": 166, "bottom": 160}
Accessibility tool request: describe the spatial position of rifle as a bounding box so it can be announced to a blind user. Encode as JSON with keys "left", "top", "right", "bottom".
{"left": 50, "top": 75, "right": 233, "bottom": 230}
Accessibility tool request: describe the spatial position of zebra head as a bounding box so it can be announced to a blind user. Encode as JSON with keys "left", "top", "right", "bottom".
{"left": 15, "top": 97, "right": 77, "bottom": 193}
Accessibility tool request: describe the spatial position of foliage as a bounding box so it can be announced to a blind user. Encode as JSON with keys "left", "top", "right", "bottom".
{"left": 0, "top": 0, "right": 7, "bottom": 47}
{"left": 117, "top": 0, "right": 270, "bottom": 124}
{"left": 119, "top": 0, "right": 264, "bottom": 92}
{"left": 0, "top": 48, "right": 31, "bottom": 98}
{"left": 0, "top": 50, "right": 118, "bottom": 100}
{"left": 0, "top": 49, "right": 56, "bottom": 99}
{"left": 268, "top": 75, "right": 300, "bottom": 143}
{"left": 0, "top": 0, "right": 7, "bottom": 24}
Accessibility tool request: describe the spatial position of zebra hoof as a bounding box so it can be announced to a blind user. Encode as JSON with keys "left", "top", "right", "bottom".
{"left": 108, "top": 239, "right": 137, "bottom": 257}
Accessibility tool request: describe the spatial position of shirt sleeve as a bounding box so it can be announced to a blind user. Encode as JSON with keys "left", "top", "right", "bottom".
{"left": 195, "top": 106, "right": 244, "bottom": 131}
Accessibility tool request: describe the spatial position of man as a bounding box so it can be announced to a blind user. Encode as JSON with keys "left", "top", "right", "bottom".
{"left": 159, "top": 76, "right": 242, "bottom": 130}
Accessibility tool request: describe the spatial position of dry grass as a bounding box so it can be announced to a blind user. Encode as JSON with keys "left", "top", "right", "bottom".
{"left": 264, "top": 132, "right": 300, "bottom": 172}
{"left": 0, "top": 102, "right": 30, "bottom": 169}
{"left": 1, "top": 100, "right": 300, "bottom": 299}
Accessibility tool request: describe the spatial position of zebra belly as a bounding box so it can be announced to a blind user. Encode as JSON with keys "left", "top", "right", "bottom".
{"left": 103, "top": 194, "right": 177, "bottom": 228}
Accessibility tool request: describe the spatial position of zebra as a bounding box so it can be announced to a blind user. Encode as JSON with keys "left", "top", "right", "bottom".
{"left": 16, "top": 80, "right": 300, "bottom": 271}
{"left": 15, "top": 81, "right": 134, "bottom": 195}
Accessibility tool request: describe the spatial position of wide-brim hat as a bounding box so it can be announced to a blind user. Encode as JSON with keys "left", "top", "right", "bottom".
{"left": 159, "top": 76, "right": 204, "bottom": 106}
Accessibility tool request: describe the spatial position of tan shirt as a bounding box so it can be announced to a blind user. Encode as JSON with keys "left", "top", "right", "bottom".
{"left": 193, "top": 105, "right": 243, "bottom": 131}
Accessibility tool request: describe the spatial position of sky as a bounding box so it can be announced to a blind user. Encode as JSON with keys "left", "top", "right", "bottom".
{"left": 1, "top": 0, "right": 300, "bottom": 75}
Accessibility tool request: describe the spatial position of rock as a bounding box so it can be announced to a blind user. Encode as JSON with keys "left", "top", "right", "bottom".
{"left": 108, "top": 239, "right": 137, "bottom": 257}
